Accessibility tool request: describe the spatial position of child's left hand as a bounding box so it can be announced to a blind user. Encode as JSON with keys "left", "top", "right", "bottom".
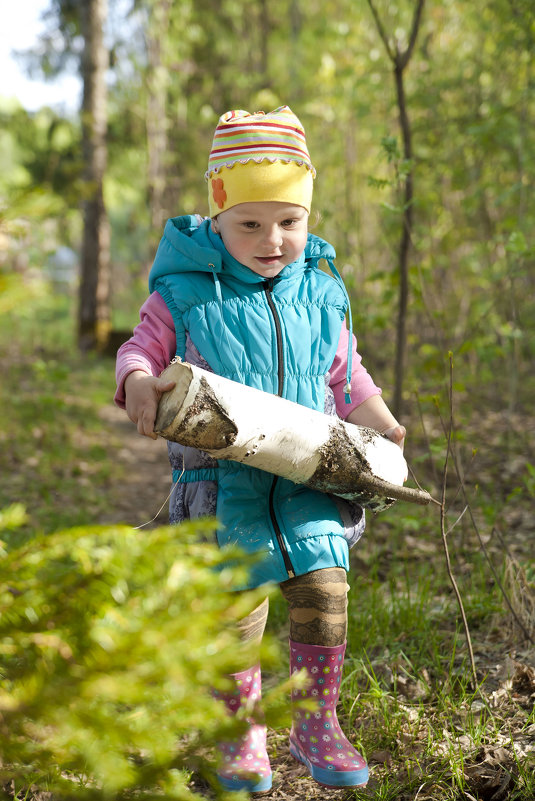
{"left": 381, "top": 424, "right": 406, "bottom": 452}
{"left": 345, "top": 396, "right": 406, "bottom": 452}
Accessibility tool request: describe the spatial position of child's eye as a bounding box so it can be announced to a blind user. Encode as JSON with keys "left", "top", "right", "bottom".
{"left": 281, "top": 218, "right": 297, "bottom": 227}
{"left": 242, "top": 221, "right": 259, "bottom": 230}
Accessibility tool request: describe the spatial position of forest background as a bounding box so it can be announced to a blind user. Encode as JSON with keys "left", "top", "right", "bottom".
{"left": 0, "top": 1, "right": 534, "bottom": 800}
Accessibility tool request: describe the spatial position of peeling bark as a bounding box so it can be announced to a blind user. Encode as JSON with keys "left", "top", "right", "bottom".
{"left": 155, "top": 360, "right": 431, "bottom": 509}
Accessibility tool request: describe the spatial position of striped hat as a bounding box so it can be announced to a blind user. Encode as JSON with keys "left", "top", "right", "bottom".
{"left": 206, "top": 106, "right": 316, "bottom": 216}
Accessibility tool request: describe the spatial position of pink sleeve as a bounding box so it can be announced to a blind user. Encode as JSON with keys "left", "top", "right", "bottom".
{"left": 329, "top": 322, "right": 381, "bottom": 419}
{"left": 114, "top": 291, "right": 176, "bottom": 408}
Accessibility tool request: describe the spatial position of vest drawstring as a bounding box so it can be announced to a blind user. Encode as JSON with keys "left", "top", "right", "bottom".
{"left": 325, "top": 258, "right": 353, "bottom": 404}
{"left": 209, "top": 262, "right": 223, "bottom": 304}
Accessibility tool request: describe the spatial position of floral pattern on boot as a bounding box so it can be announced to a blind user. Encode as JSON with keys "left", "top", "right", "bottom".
{"left": 213, "top": 665, "right": 272, "bottom": 794}
{"left": 289, "top": 640, "right": 368, "bottom": 788}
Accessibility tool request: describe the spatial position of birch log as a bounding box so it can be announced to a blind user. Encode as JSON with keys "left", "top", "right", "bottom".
{"left": 154, "top": 360, "right": 431, "bottom": 510}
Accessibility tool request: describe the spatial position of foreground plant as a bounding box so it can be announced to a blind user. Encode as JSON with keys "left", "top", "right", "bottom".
{"left": 0, "top": 514, "right": 287, "bottom": 800}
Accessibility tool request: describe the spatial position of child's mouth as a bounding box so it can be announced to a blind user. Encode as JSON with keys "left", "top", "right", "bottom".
{"left": 256, "top": 255, "right": 282, "bottom": 265}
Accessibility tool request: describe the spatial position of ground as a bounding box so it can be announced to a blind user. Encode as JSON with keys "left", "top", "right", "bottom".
{"left": 98, "top": 404, "right": 172, "bottom": 529}
{"left": 98, "top": 406, "right": 357, "bottom": 799}
{"left": 96, "top": 405, "right": 535, "bottom": 801}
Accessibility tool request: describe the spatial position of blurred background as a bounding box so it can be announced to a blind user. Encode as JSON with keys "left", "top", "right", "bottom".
{"left": 2, "top": 0, "right": 533, "bottom": 413}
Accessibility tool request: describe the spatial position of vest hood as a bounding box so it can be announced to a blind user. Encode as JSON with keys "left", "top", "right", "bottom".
{"left": 148, "top": 214, "right": 354, "bottom": 404}
{"left": 148, "top": 214, "right": 337, "bottom": 293}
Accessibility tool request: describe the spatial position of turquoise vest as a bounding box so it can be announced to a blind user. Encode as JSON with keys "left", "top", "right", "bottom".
{"left": 149, "top": 215, "right": 354, "bottom": 586}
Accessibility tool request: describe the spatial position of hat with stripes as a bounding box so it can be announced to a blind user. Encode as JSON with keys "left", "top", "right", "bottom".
{"left": 206, "top": 106, "right": 316, "bottom": 216}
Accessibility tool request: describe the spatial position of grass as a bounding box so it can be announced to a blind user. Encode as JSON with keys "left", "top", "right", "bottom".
{"left": 0, "top": 275, "right": 122, "bottom": 541}
{"left": 334, "top": 503, "right": 535, "bottom": 800}
{"left": 1, "top": 274, "right": 534, "bottom": 801}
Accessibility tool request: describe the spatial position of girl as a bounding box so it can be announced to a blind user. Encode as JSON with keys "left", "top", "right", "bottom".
{"left": 115, "top": 106, "right": 405, "bottom": 793}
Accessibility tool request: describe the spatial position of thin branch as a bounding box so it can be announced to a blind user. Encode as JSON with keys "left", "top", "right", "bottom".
{"left": 434, "top": 379, "right": 534, "bottom": 645}
{"left": 459, "top": 484, "right": 534, "bottom": 645}
{"left": 432, "top": 404, "right": 477, "bottom": 518}
{"left": 440, "top": 354, "right": 478, "bottom": 690}
{"left": 367, "top": 0, "right": 426, "bottom": 70}
{"left": 491, "top": 525, "right": 520, "bottom": 567}
{"left": 399, "top": 0, "right": 426, "bottom": 70}
{"left": 414, "top": 391, "right": 440, "bottom": 488}
{"left": 366, "top": 0, "right": 395, "bottom": 62}
{"left": 406, "top": 463, "right": 441, "bottom": 508}
{"left": 445, "top": 504, "right": 468, "bottom": 537}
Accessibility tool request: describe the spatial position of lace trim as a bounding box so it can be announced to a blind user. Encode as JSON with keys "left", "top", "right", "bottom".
{"left": 205, "top": 156, "right": 316, "bottom": 180}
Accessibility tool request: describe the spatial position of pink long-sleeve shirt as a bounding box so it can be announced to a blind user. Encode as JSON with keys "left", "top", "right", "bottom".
{"left": 114, "top": 291, "right": 381, "bottom": 417}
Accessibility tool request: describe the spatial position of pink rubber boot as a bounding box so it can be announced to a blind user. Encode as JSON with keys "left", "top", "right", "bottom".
{"left": 289, "top": 640, "right": 368, "bottom": 788}
{"left": 212, "top": 664, "right": 272, "bottom": 794}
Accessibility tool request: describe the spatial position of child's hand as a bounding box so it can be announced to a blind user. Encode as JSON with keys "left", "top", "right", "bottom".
{"left": 124, "top": 370, "right": 176, "bottom": 439}
{"left": 381, "top": 424, "right": 406, "bottom": 452}
{"left": 345, "top": 396, "right": 406, "bottom": 451}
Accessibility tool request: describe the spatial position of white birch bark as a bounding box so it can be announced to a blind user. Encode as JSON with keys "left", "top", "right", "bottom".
{"left": 154, "top": 360, "right": 431, "bottom": 509}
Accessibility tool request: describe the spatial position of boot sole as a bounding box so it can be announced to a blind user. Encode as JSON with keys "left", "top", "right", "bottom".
{"left": 217, "top": 772, "right": 273, "bottom": 794}
{"left": 290, "top": 743, "right": 368, "bottom": 788}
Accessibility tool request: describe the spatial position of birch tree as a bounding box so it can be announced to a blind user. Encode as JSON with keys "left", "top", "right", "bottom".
{"left": 155, "top": 361, "right": 431, "bottom": 508}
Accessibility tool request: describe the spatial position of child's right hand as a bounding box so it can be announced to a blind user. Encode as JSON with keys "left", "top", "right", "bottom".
{"left": 124, "top": 370, "right": 176, "bottom": 439}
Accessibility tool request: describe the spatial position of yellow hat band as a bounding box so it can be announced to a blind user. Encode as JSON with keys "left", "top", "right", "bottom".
{"left": 208, "top": 160, "right": 314, "bottom": 217}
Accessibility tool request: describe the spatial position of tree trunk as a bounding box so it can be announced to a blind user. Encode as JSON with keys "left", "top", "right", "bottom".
{"left": 366, "top": 0, "right": 426, "bottom": 419}
{"left": 78, "top": 0, "right": 111, "bottom": 352}
{"left": 155, "top": 361, "right": 431, "bottom": 509}
{"left": 146, "top": 0, "right": 172, "bottom": 241}
{"left": 393, "top": 61, "right": 413, "bottom": 419}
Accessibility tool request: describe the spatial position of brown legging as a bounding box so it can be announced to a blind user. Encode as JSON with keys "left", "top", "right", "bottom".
{"left": 280, "top": 566, "right": 348, "bottom": 646}
{"left": 237, "top": 567, "right": 348, "bottom": 649}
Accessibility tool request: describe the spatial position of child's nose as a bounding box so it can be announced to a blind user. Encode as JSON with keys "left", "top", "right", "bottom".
{"left": 264, "top": 225, "right": 283, "bottom": 248}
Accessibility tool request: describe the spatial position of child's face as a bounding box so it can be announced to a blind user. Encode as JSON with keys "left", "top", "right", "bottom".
{"left": 212, "top": 201, "right": 308, "bottom": 278}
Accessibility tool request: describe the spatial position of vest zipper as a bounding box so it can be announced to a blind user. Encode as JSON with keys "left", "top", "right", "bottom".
{"left": 264, "top": 279, "right": 295, "bottom": 579}
{"left": 268, "top": 477, "right": 295, "bottom": 579}
{"left": 264, "top": 279, "right": 284, "bottom": 396}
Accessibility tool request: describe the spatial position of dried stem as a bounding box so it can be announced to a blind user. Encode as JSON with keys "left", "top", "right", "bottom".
{"left": 455, "top": 474, "right": 534, "bottom": 645}
{"left": 414, "top": 391, "right": 440, "bottom": 488}
{"left": 439, "top": 354, "right": 478, "bottom": 690}
{"left": 434, "top": 376, "right": 534, "bottom": 645}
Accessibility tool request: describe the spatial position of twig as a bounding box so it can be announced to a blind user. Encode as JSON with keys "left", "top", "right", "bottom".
{"left": 491, "top": 525, "right": 519, "bottom": 566}
{"left": 366, "top": 0, "right": 396, "bottom": 61}
{"left": 439, "top": 354, "right": 478, "bottom": 690}
{"left": 406, "top": 463, "right": 441, "bottom": 504}
{"left": 459, "top": 491, "right": 534, "bottom": 645}
{"left": 414, "top": 390, "right": 440, "bottom": 487}
{"left": 445, "top": 504, "right": 468, "bottom": 537}
{"left": 434, "top": 383, "right": 534, "bottom": 645}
